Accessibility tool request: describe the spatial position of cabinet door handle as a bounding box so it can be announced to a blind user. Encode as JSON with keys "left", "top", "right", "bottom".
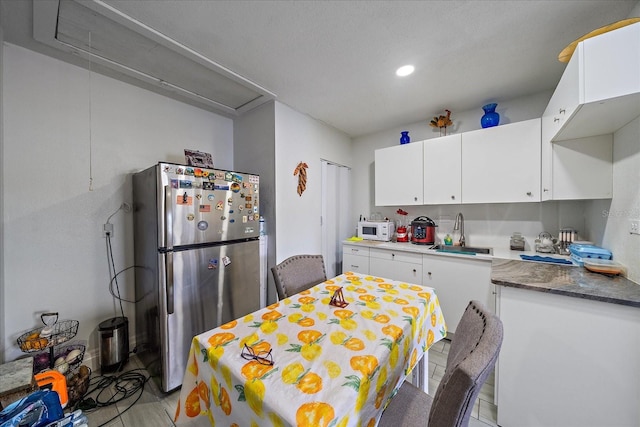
{"left": 391, "top": 253, "right": 395, "bottom": 258}
{"left": 351, "top": 264, "right": 359, "bottom": 268}
{"left": 526, "top": 191, "right": 532, "bottom": 196}
{"left": 427, "top": 272, "right": 432, "bottom": 277}
{"left": 451, "top": 195, "right": 455, "bottom": 200}
{"left": 414, "top": 196, "right": 418, "bottom": 202}
{"left": 543, "top": 188, "right": 549, "bottom": 192}
{"left": 559, "top": 108, "right": 565, "bottom": 115}
{"left": 554, "top": 117, "right": 560, "bottom": 123}
{"left": 412, "top": 269, "right": 416, "bottom": 273}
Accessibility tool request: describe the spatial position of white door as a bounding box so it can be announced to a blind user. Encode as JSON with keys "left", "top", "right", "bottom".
{"left": 321, "top": 161, "right": 351, "bottom": 278}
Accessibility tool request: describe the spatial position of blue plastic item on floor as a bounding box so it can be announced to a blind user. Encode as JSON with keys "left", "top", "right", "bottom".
{"left": 0, "top": 389, "right": 63, "bottom": 427}
{"left": 520, "top": 254, "right": 573, "bottom": 265}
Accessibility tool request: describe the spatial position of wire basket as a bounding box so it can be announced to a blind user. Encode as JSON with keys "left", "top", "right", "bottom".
{"left": 67, "top": 365, "right": 91, "bottom": 408}
{"left": 17, "top": 319, "right": 79, "bottom": 352}
{"left": 54, "top": 342, "right": 86, "bottom": 375}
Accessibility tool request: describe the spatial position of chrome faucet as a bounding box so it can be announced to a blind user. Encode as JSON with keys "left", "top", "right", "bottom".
{"left": 454, "top": 212, "right": 465, "bottom": 247}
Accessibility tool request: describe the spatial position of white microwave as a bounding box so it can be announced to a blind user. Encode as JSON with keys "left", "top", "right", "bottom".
{"left": 358, "top": 220, "right": 395, "bottom": 241}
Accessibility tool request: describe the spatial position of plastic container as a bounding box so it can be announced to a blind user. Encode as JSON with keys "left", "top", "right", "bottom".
{"left": 569, "top": 244, "right": 612, "bottom": 261}
{"left": 583, "top": 259, "right": 626, "bottom": 276}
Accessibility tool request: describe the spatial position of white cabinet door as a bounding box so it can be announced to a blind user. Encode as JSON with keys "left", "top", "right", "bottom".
{"left": 540, "top": 114, "right": 554, "bottom": 201}
{"left": 496, "top": 286, "right": 640, "bottom": 427}
{"left": 423, "top": 134, "right": 462, "bottom": 204}
{"left": 461, "top": 118, "right": 541, "bottom": 204}
{"left": 422, "top": 254, "right": 492, "bottom": 334}
{"left": 342, "top": 244, "right": 369, "bottom": 274}
{"left": 552, "top": 23, "right": 640, "bottom": 141}
{"left": 374, "top": 142, "right": 424, "bottom": 206}
{"left": 369, "top": 248, "right": 422, "bottom": 284}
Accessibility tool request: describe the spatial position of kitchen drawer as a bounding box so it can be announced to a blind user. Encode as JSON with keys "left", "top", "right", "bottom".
{"left": 370, "top": 248, "right": 422, "bottom": 265}
{"left": 343, "top": 253, "right": 369, "bottom": 274}
{"left": 370, "top": 258, "right": 423, "bottom": 285}
{"left": 343, "top": 245, "right": 370, "bottom": 257}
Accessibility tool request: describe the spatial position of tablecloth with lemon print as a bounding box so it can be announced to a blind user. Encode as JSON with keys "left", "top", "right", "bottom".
{"left": 174, "top": 272, "right": 447, "bottom": 427}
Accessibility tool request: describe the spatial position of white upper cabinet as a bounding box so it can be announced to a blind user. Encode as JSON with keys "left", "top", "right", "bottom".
{"left": 423, "top": 134, "right": 462, "bottom": 204}
{"left": 550, "top": 23, "right": 640, "bottom": 142}
{"left": 461, "top": 118, "right": 541, "bottom": 203}
{"left": 375, "top": 142, "right": 424, "bottom": 206}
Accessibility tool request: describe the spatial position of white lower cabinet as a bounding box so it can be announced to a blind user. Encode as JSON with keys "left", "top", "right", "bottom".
{"left": 342, "top": 244, "right": 370, "bottom": 274}
{"left": 369, "top": 248, "right": 423, "bottom": 284}
{"left": 496, "top": 286, "right": 640, "bottom": 427}
{"left": 422, "top": 254, "right": 493, "bottom": 334}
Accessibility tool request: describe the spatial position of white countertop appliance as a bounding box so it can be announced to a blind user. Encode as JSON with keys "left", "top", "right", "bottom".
{"left": 358, "top": 220, "right": 395, "bottom": 241}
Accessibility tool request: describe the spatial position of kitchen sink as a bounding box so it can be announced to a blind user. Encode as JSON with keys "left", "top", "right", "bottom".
{"left": 432, "top": 245, "right": 493, "bottom": 255}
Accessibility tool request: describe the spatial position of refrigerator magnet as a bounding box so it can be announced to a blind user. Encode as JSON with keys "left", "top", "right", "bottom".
{"left": 222, "top": 256, "right": 231, "bottom": 266}
{"left": 199, "top": 205, "right": 211, "bottom": 213}
{"left": 243, "top": 215, "right": 248, "bottom": 223}
{"left": 196, "top": 194, "right": 202, "bottom": 200}
{"left": 170, "top": 179, "right": 179, "bottom": 188}
{"left": 208, "top": 259, "right": 218, "bottom": 270}
{"left": 231, "top": 183, "right": 241, "bottom": 193}
{"left": 216, "top": 201, "right": 224, "bottom": 210}
{"left": 185, "top": 168, "right": 194, "bottom": 176}
{"left": 187, "top": 213, "right": 195, "bottom": 221}
{"left": 207, "top": 194, "right": 215, "bottom": 201}
{"left": 177, "top": 194, "right": 193, "bottom": 205}
{"left": 197, "top": 221, "right": 208, "bottom": 230}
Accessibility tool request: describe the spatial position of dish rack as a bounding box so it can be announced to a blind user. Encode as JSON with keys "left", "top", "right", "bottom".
{"left": 16, "top": 312, "right": 79, "bottom": 370}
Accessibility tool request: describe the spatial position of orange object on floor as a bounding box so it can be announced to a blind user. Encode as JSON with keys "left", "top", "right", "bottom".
{"left": 35, "top": 370, "right": 68, "bottom": 408}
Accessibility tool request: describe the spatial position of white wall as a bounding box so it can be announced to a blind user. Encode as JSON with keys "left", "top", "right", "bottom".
{"left": 2, "top": 43, "right": 233, "bottom": 363}
{"left": 0, "top": 25, "right": 6, "bottom": 363}
{"left": 274, "top": 102, "right": 352, "bottom": 261}
{"left": 234, "top": 102, "right": 277, "bottom": 303}
{"left": 586, "top": 116, "right": 640, "bottom": 283}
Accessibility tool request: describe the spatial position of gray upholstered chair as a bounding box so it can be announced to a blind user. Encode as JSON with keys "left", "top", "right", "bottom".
{"left": 379, "top": 300, "right": 503, "bottom": 427}
{"left": 271, "top": 255, "right": 327, "bottom": 300}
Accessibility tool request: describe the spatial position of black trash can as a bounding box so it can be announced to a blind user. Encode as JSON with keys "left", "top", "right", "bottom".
{"left": 98, "top": 317, "right": 129, "bottom": 372}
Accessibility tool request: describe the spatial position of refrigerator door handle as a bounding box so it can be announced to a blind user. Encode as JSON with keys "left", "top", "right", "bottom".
{"left": 164, "top": 185, "right": 173, "bottom": 250}
{"left": 166, "top": 252, "right": 175, "bottom": 314}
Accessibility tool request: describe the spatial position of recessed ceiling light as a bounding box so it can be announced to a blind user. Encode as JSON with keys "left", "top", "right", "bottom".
{"left": 396, "top": 65, "right": 415, "bottom": 77}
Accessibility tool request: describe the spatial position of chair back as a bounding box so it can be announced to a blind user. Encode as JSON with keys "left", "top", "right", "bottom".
{"left": 428, "top": 300, "right": 503, "bottom": 427}
{"left": 271, "top": 255, "right": 327, "bottom": 299}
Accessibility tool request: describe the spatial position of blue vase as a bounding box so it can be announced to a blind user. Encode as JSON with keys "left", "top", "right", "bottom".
{"left": 481, "top": 103, "right": 500, "bottom": 128}
{"left": 400, "top": 131, "right": 410, "bottom": 144}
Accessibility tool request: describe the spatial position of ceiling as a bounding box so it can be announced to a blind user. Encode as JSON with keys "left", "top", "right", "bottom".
{"left": 1, "top": 0, "right": 638, "bottom": 138}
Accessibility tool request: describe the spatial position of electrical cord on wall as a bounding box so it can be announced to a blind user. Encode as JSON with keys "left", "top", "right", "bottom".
{"left": 105, "top": 235, "right": 126, "bottom": 320}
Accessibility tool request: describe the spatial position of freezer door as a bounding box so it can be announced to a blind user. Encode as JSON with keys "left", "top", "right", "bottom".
{"left": 162, "top": 239, "right": 260, "bottom": 392}
{"left": 159, "top": 164, "right": 260, "bottom": 248}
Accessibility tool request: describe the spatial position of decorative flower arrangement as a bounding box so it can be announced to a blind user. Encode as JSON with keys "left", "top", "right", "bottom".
{"left": 429, "top": 109, "right": 453, "bottom": 136}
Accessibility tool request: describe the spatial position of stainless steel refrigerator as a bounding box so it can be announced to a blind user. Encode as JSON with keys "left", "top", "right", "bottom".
{"left": 132, "top": 162, "right": 261, "bottom": 392}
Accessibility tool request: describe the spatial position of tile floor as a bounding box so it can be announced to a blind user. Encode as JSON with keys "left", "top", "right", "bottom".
{"left": 83, "top": 338, "right": 498, "bottom": 426}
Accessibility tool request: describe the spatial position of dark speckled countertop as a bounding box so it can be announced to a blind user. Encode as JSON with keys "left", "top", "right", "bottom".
{"left": 491, "top": 259, "right": 640, "bottom": 308}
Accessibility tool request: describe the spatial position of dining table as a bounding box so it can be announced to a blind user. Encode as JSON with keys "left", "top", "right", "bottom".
{"left": 173, "top": 272, "right": 447, "bottom": 427}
